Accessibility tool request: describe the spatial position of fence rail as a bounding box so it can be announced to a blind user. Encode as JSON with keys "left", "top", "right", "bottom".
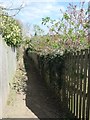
{"left": 63, "top": 49, "right": 90, "bottom": 119}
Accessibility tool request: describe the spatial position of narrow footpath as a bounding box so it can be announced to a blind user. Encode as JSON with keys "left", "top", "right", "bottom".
{"left": 3, "top": 52, "right": 72, "bottom": 119}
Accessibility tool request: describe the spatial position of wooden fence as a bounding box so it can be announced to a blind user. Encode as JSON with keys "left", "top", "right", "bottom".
{"left": 63, "top": 49, "right": 90, "bottom": 119}
{"left": 28, "top": 48, "right": 90, "bottom": 119}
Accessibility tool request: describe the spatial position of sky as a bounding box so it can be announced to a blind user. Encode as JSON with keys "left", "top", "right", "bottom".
{"left": 0, "top": 0, "right": 89, "bottom": 35}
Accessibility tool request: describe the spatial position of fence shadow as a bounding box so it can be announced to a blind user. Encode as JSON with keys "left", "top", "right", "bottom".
{"left": 23, "top": 52, "right": 70, "bottom": 119}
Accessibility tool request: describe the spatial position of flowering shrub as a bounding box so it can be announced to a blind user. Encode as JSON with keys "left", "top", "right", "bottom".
{"left": 41, "top": 2, "right": 89, "bottom": 54}
{"left": 0, "top": 10, "right": 22, "bottom": 47}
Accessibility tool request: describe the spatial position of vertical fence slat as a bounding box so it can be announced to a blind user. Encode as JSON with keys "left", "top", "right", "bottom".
{"left": 73, "top": 52, "right": 76, "bottom": 116}
{"left": 71, "top": 53, "right": 75, "bottom": 114}
{"left": 76, "top": 51, "right": 80, "bottom": 118}
{"left": 67, "top": 54, "right": 69, "bottom": 107}
{"left": 69, "top": 53, "right": 71, "bottom": 111}
{"left": 87, "top": 48, "right": 90, "bottom": 120}
{"left": 82, "top": 49, "right": 88, "bottom": 119}
{"left": 79, "top": 50, "right": 83, "bottom": 119}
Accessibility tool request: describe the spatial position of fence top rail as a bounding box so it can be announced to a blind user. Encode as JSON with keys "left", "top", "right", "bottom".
{"left": 65, "top": 48, "right": 90, "bottom": 58}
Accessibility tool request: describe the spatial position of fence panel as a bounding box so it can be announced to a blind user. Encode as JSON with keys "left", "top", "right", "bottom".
{"left": 63, "top": 49, "right": 90, "bottom": 119}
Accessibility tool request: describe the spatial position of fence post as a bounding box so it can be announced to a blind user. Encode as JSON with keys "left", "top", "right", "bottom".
{"left": 0, "top": 35, "right": 2, "bottom": 119}
{"left": 88, "top": 48, "right": 90, "bottom": 120}
{"left": 88, "top": 1, "right": 90, "bottom": 120}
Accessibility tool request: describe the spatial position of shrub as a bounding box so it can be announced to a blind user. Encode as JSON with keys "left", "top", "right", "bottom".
{"left": 0, "top": 9, "right": 22, "bottom": 47}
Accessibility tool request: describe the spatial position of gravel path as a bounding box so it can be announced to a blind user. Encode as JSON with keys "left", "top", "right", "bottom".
{"left": 3, "top": 53, "right": 72, "bottom": 119}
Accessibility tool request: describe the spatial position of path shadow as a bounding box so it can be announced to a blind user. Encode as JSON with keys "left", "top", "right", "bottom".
{"left": 23, "top": 52, "right": 71, "bottom": 119}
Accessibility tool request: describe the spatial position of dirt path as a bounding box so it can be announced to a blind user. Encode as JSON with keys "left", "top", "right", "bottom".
{"left": 3, "top": 52, "right": 71, "bottom": 119}
{"left": 3, "top": 53, "right": 38, "bottom": 119}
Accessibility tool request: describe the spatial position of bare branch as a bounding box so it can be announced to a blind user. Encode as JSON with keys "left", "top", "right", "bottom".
{"left": 0, "top": 3, "right": 24, "bottom": 17}
{"left": 1, "top": 4, "right": 24, "bottom": 11}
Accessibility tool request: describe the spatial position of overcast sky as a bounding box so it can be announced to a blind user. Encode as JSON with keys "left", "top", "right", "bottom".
{"left": 0, "top": 0, "right": 88, "bottom": 35}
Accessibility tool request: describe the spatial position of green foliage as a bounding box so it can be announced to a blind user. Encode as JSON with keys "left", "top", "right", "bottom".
{"left": 42, "top": 17, "right": 51, "bottom": 25}
{"left": 33, "top": 24, "right": 44, "bottom": 36}
{"left": 1, "top": 10, "right": 22, "bottom": 47}
{"left": 30, "top": 35, "right": 62, "bottom": 55}
{"left": 41, "top": 2, "right": 89, "bottom": 53}
{"left": 63, "top": 13, "right": 70, "bottom": 20}
{"left": 27, "top": 2, "right": 89, "bottom": 57}
{"left": 37, "top": 52, "right": 65, "bottom": 92}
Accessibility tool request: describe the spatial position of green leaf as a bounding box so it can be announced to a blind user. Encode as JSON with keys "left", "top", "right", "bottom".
{"left": 63, "top": 13, "right": 70, "bottom": 20}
